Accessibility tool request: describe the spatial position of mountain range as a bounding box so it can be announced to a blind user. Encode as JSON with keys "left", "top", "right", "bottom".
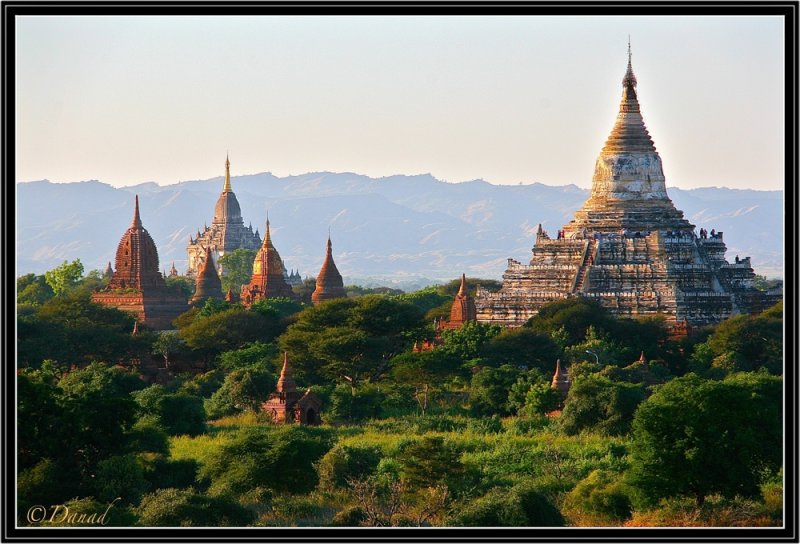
{"left": 16, "top": 172, "right": 784, "bottom": 289}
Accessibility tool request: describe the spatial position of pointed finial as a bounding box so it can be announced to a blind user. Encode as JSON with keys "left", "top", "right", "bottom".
{"left": 223, "top": 153, "right": 232, "bottom": 193}
{"left": 131, "top": 195, "right": 142, "bottom": 228}
{"left": 457, "top": 273, "right": 467, "bottom": 296}
{"left": 132, "top": 321, "right": 139, "bottom": 335}
{"left": 623, "top": 37, "right": 637, "bottom": 91}
{"left": 639, "top": 350, "right": 646, "bottom": 363}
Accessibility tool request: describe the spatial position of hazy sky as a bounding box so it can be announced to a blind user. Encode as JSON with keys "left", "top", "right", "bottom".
{"left": 16, "top": 15, "right": 785, "bottom": 190}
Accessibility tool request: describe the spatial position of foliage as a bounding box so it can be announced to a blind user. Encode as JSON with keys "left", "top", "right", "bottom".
{"left": 44, "top": 259, "right": 85, "bottom": 296}
{"left": 519, "top": 382, "right": 563, "bottom": 417}
{"left": 328, "top": 383, "right": 386, "bottom": 423}
{"left": 151, "top": 331, "right": 186, "bottom": 368}
{"left": 440, "top": 320, "right": 501, "bottom": 362}
{"left": 391, "top": 287, "right": 451, "bottom": 316}
{"left": 251, "top": 297, "right": 305, "bottom": 321}
{"left": 199, "top": 426, "right": 334, "bottom": 496}
{"left": 480, "top": 328, "right": 562, "bottom": 372}
{"left": 17, "top": 273, "right": 54, "bottom": 305}
{"left": 469, "top": 364, "right": 521, "bottom": 416}
{"left": 628, "top": 372, "right": 782, "bottom": 506}
{"left": 562, "top": 469, "right": 633, "bottom": 525}
{"left": 278, "top": 296, "right": 426, "bottom": 386}
{"left": 177, "top": 369, "right": 225, "bottom": 398}
{"left": 206, "top": 367, "right": 276, "bottom": 418}
{"left": 217, "top": 248, "right": 257, "bottom": 293}
{"left": 136, "top": 487, "right": 255, "bottom": 527}
{"left": 132, "top": 386, "right": 207, "bottom": 436}
{"left": 179, "top": 307, "right": 282, "bottom": 362}
{"left": 398, "top": 436, "right": 464, "bottom": 491}
{"left": 560, "top": 375, "right": 646, "bottom": 436}
{"left": 18, "top": 292, "right": 146, "bottom": 368}
{"left": 318, "top": 443, "right": 384, "bottom": 490}
{"left": 94, "top": 453, "right": 150, "bottom": 505}
{"left": 689, "top": 301, "right": 782, "bottom": 375}
{"left": 447, "top": 482, "right": 565, "bottom": 527}
{"left": 165, "top": 275, "right": 195, "bottom": 298}
{"left": 197, "top": 298, "right": 235, "bottom": 318}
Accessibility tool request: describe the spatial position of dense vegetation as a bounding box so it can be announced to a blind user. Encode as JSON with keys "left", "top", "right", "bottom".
{"left": 16, "top": 262, "right": 784, "bottom": 527}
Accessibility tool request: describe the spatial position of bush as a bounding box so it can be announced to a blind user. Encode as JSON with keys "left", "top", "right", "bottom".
{"left": 136, "top": 487, "right": 255, "bottom": 527}
{"left": 94, "top": 453, "right": 149, "bottom": 505}
{"left": 200, "top": 426, "right": 334, "bottom": 496}
{"left": 398, "top": 436, "right": 464, "bottom": 491}
{"left": 143, "top": 456, "right": 199, "bottom": 491}
{"left": 562, "top": 469, "right": 633, "bottom": 525}
{"left": 448, "top": 483, "right": 564, "bottom": 527}
{"left": 560, "top": 375, "right": 645, "bottom": 436}
{"left": 317, "top": 443, "right": 383, "bottom": 491}
{"left": 329, "top": 383, "right": 385, "bottom": 423}
{"left": 331, "top": 505, "right": 368, "bottom": 527}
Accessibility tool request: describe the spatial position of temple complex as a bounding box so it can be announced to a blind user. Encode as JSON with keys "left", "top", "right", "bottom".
{"left": 311, "top": 236, "right": 347, "bottom": 305}
{"left": 92, "top": 196, "right": 187, "bottom": 329}
{"left": 240, "top": 219, "right": 299, "bottom": 306}
{"left": 262, "top": 352, "right": 322, "bottom": 425}
{"left": 189, "top": 246, "right": 223, "bottom": 306}
{"left": 186, "top": 155, "right": 262, "bottom": 276}
{"left": 441, "top": 274, "right": 477, "bottom": 330}
{"left": 475, "top": 45, "right": 780, "bottom": 329}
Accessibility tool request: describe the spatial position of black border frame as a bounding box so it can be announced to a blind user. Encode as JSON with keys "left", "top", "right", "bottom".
{"left": 2, "top": 2, "right": 797, "bottom": 542}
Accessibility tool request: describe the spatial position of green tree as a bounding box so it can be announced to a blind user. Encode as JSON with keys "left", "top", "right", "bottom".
{"left": 165, "top": 275, "right": 195, "bottom": 298}
{"left": 17, "top": 273, "right": 54, "bottom": 306}
{"left": 399, "top": 436, "right": 464, "bottom": 491}
{"left": 217, "top": 248, "right": 257, "bottom": 293}
{"left": 440, "top": 320, "right": 501, "bottom": 363}
{"left": 206, "top": 367, "right": 276, "bottom": 417}
{"left": 448, "top": 482, "right": 564, "bottom": 527}
{"left": 132, "top": 386, "right": 206, "bottom": 436}
{"left": 560, "top": 375, "right": 645, "bottom": 436}
{"left": 179, "top": 308, "right": 281, "bottom": 363}
{"left": 199, "top": 426, "right": 334, "bottom": 496}
{"left": 469, "top": 364, "right": 521, "bottom": 416}
{"left": 44, "top": 259, "right": 85, "bottom": 296}
{"left": 278, "top": 296, "right": 425, "bottom": 387}
{"left": 317, "top": 443, "right": 384, "bottom": 491}
{"left": 690, "top": 301, "right": 783, "bottom": 375}
{"left": 628, "top": 372, "right": 782, "bottom": 506}
{"left": 151, "top": 331, "right": 186, "bottom": 369}
{"left": 481, "top": 327, "right": 562, "bottom": 372}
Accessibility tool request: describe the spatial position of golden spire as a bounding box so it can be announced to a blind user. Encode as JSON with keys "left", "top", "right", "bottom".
{"left": 223, "top": 153, "right": 232, "bottom": 193}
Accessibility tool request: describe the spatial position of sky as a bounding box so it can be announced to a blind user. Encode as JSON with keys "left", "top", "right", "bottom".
{"left": 15, "top": 15, "right": 785, "bottom": 191}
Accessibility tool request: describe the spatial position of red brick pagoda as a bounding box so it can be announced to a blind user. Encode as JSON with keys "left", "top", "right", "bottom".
{"left": 262, "top": 352, "right": 322, "bottom": 425}
{"left": 92, "top": 195, "right": 186, "bottom": 329}
{"left": 311, "top": 235, "right": 347, "bottom": 305}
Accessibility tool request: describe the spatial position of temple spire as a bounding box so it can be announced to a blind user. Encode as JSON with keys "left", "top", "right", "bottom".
{"left": 223, "top": 153, "right": 232, "bottom": 193}
{"left": 457, "top": 273, "right": 467, "bottom": 297}
{"left": 622, "top": 38, "right": 637, "bottom": 98}
{"left": 277, "top": 351, "right": 297, "bottom": 393}
{"left": 131, "top": 195, "right": 142, "bottom": 228}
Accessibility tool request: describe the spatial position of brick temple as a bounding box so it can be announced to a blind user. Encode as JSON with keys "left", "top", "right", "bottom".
{"left": 92, "top": 195, "right": 187, "bottom": 329}
{"left": 240, "top": 218, "right": 299, "bottom": 306}
{"left": 475, "top": 46, "right": 780, "bottom": 328}
{"left": 311, "top": 235, "right": 347, "bottom": 305}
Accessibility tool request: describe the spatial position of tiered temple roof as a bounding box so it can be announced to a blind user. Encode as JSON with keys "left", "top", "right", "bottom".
{"left": 186, "top": 155, "right": 262, "bottom": 275}
{"left": 262, "top": 352, "right": 322, "bottom": 425}
{"left": 240, "top": 219, "right": 298, "bottom": 306}
{"left": 475, "top": 44, "right": 780, "bottom": 328}
{"left": 311, "top": 236, "right": 347, "bottom": 305}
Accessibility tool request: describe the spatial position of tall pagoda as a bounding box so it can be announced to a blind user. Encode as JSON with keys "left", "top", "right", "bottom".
{"left": 311, "top": 235, "right": 347, "bottom": 305}
{"left": 475, "top": 44, "right": 780, "bottom": 328}
{"left": 240, "top": 219, "right": 298, "bottom": 306}
{"left": 186, "top": 154, "right": 261, "bottom": 275}
{"left": 92, "top": 195, "right": 187, "bottom": 329}
{"left": 441, "top": 274, "right": 477, "bottom": 329}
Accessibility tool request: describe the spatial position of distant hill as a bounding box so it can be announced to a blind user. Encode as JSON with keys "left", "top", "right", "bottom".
{"left": 16, "top": 173, "right": 783, "bottom": 286}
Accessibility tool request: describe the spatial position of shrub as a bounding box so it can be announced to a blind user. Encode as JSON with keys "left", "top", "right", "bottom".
{"left": 562, "top": 469, "right": 633, "bottom": 525}
{"left": 136, "top": 487, "right": 254, "bottom": 527}
{"left": 448, "top": 483, "right": 564, "bottom": 527}
{"left": 94, "top": 453, "right": 149, "bottom": 505}
{"left": 317, "top": 443, "right": 383, "bottom": 491}
{"left": 331, "top": 505, "right": 368, "bottom": 527}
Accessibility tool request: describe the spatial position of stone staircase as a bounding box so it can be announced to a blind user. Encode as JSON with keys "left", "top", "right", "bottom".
{"left": 573, "top": 239, "right": 597, "bottom": 293}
